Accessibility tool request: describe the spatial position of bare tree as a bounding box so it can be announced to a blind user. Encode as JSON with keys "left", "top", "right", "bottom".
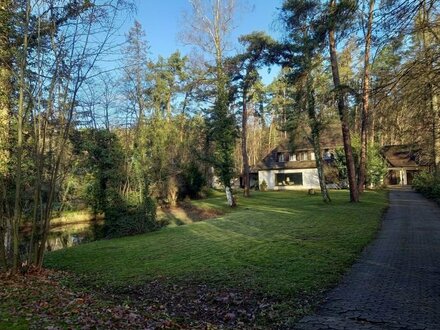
{"left": 0, "top": 0, "right": 14, "bottom": 270}
{"left": 181, "top": 0, "right": 238, "bottom": 207}
{"left": 1, "top": 0, "right": 134, "bottom": 271}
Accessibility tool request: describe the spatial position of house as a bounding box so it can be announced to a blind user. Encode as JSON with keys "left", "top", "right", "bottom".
{"left": 256, "top": 128, "right": 342, "bottom": 190}
{"left": 256, "top": 126, "right": 431, "bottom": 189}
{"left": 382, "top": 145, "right": 429, "bottom": 185}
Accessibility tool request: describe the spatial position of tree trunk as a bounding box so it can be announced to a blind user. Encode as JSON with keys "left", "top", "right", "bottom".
{"left": 242, "top": 89, "right": 250, "bottom": 197}
{"left": 420, "top": 3, "right": 440, "bottom": 175}
{"left": 12, "top": 0, "right": 31, "bottom": 272}
{"left": 0, "top": 0, "right": 12, "bottom": 271}
{"left": 369, "top": 110, "right": 375, "bottom": 145}
{"left": 0, "top": 181, "right": 8, "bottom": 269}
{"left": 358, "top": 0, "right": 375, "bottom": 193}
{"left": 432, "top": 93, "right": 440, "bottom": 174}
{"left": 28, "top": 114, "right": 47, "bottom": 265}
{"left": 307, "top": 75, "right": 331, "bottom": 203}
{"left": 314, "top": 142, "right": 331, "bottom": 202}
{"left": 28, "top": 56, "right": 53, "bottom": 265}
{"left": 268, "top": 122, "right": 273, "bottom": 153}
{"left": 328, "top": 0, "right": 359, "bottom": 202}
{"left": 36, "top": 127, "right": 68, "bottom": 268}
{"left": 225, "top": 186, "right": 236, "bottom": 207}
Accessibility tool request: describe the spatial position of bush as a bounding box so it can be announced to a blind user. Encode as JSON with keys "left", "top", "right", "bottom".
{"left": 260, "top": 180, "right": 268, "bottom": 192}
{"left": 334, "top": 137, "right": 387, "bottom": 188}
{"left": 323, "top": 163, "right": 340, "bottom": 184}
{"left": 178, "top": 163, "right": 206, "bottom": 199}
{"left": 167, "top": 176, "right": 179, "bottom": 207}
{"left": 105, "top": 204, "right": 159, "bottom": 238}
{"left": 366, "top": 144, "right": 388, "bottom": 187}
{"left": 103, "top": 190, "right": 159, "bottom": 238}
{"left": 412, "top": 171, "right": 440, "bottom": 199}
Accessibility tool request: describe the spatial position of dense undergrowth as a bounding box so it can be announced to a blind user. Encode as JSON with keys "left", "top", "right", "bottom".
{"left": 412, "top": 171, "right": 440, "bottom": 201}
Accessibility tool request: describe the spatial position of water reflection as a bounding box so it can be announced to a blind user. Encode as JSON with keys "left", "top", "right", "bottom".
{"left": 46, "top": 229, "right": 95, "bottom": 251}
{"left": 19, "top": 215, "right": 104, "bottom": 255}
{"left": 46, "top": 219, "right": 104, "bottom": 251}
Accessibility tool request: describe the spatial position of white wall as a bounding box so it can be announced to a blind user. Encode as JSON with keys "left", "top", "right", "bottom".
{"left": 258, "top": 168, "right": 320, "bottom": 190}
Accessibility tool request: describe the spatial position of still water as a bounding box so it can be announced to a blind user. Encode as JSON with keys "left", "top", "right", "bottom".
{"left": 24, "top": 213, "right": 104, "bottom": 252}
{"left": 46, "top": 225, "right": 97, "bottom": 251}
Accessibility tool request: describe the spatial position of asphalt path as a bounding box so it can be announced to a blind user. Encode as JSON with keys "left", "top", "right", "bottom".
{"left": 295, "top": 187, "right": 440, "bottom": 330}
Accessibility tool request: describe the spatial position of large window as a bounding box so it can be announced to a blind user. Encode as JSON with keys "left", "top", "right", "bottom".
{"left": 275, "top": 173, "right": 303, "bottom": 186}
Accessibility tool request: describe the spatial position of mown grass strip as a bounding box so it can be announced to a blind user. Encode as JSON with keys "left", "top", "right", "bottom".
{"left": 45, "top": 190, "right": 388, "bottom": 298}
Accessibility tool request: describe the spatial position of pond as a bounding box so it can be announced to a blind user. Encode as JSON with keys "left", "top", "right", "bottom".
{"left": 45, "top": 220, "right": 102, "bottom": 251}
{"left": 20, "top": 212, "right": 104, "bottom": 253}
{"left": 30, "top": 204, "right": 213, "bottom": 252}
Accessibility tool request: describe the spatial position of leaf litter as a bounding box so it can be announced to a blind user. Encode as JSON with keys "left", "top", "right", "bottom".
{"left": 0, "top": 269, "right": 316, "bottom": 329}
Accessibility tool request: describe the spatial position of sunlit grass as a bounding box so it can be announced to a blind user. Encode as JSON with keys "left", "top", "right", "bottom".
{"left": 45, "top": 190, "right": 387, "bottom": 299}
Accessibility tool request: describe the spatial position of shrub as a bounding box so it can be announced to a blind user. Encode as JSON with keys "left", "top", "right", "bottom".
{"left": 366, "top": 144, "right": 388, "bottom": 187}
{"left": 334, "top": 137, "right": 387, "bottom": 188}
{"left": 179, "top": 163, "right": 206, "bottom": 199}
{"left": 152, "top": 176, "right": 180, "bottom": 207}
{"left": 260, "top": 180, "right": 268, "bottom": 191}
{"left": 412, "top": 171, "right": 440, "bottom": 199}
{"left": 167, "top": 176, "right": 179, "bottom": 207}
{"left": 103, "top": 189, "right": 159, "bottom": 238}
{"left": 323, "top": 163, "right": 340, "bottom": 184}
{"left": 105, "top": 205, "right": 158, "bottom": 238}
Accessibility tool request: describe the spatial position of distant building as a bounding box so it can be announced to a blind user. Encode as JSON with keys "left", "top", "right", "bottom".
{"left": 255, "top": 128, "right": 431, "bottom": 190}
{"left": 382, "top": 145, "right": 429, "bottom": 185}
{"left": 256, "top": 127, "right": 342, "bottom": 190}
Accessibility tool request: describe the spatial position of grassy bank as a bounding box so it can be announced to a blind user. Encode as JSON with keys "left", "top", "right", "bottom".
{"left": 41, "top": 190, "right": 387, "bottom": 326}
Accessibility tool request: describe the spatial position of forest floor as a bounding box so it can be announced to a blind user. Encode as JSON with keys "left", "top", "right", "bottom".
{"left": 1, "top": 190, "right": 388, "bottom": 329}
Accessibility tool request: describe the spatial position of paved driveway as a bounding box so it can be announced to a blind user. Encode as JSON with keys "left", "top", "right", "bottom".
{"left": 295, "top": 187, "right": 440, "bottom": 329}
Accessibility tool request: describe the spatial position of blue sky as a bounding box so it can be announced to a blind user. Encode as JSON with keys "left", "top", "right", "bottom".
{"left": 131, "top": 0, "right": 283, "bottom": 59}
{"left": 123, "top": 1, "right": 283, "bottom": 82}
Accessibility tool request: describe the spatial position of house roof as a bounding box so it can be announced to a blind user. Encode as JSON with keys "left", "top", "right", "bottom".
{"left": 257, "top": 145, "right": 317, "bottom": 170}
{"left": 256, "top": 125, "right": 343, "bottom": 171}
{"left": 381, "top": 145, "right": 428, "bottom": 168}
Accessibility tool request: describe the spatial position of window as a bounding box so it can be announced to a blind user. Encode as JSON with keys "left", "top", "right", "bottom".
{"left": 277, "top": 152, "right": 285, "bottom": 162}
{"left": 297, "top": 151, "right": 308, "bottom": 161}
{"left": 310, "top": 152, "right": 315, "bottom": 160}
{"left": 275, "top": 173, "right": 303, "bottom": 186}
{"left": 289, "top": 154, "right": 297, "bottom": 161}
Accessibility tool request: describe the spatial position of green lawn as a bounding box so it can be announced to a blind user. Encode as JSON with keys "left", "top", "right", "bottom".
{"left": 45, "top": 190, "right": 387, "bottom": 299}
{"left": 0, "top": 316, "right": 28, "bottom": 330}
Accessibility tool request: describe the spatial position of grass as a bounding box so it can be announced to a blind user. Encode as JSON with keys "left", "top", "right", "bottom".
{"left": 0, "top": 307, "right": 29, "bottom": 330}
{"left": 45, "top": 190, "right": 388, "bottom": 299}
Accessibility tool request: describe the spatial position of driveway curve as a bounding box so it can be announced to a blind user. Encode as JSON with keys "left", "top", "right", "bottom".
{"left": 295, "top": 187, "right": 440, "bottom": 330}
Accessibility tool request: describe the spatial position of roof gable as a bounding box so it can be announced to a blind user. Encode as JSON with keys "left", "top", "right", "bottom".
{"left": 381, "top": 145, "right": 427, "bottom": 167}
{"left": 257, "top": 125, "right": 343, "bottom": 170}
